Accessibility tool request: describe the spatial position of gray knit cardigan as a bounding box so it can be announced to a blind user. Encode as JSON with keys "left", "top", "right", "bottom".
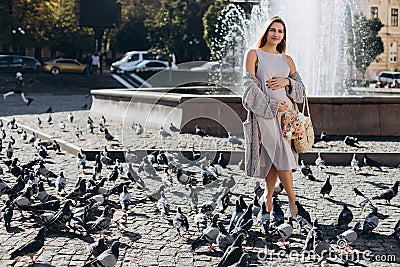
{"left": 242, "top": 71, "right": 305, "bottom": 177}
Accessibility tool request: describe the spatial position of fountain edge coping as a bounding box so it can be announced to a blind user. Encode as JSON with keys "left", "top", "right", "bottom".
{"left": 91, "top": 88, "right": 400, "bottom": 104}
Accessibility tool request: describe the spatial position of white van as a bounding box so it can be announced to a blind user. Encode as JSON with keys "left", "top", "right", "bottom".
{"left": 110, "top": 51, "right": 176, "bottom": 73}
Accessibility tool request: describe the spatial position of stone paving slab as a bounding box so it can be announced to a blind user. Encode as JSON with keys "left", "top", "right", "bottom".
{"left": 0, "top": 122, "right": 399, "bottom": 267}
{"left": 0, "top": 94, "right": 400, "bottom": 267}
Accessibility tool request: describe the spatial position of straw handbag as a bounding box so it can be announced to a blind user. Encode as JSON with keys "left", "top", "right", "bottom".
{"left": 294, "top": 91, "right": 314, "bottom": 153}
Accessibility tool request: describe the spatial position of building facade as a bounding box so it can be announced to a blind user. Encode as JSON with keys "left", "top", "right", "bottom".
{"left": 361, "top": 0, "right": 400, "bottom": 77}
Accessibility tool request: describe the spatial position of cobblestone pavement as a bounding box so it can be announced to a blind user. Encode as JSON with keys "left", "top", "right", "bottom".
{"left": 3, "top": 109, "right": 400, "bottom": 153}
{"left": 0, "top": 94, "right": 400, "bottom": 267}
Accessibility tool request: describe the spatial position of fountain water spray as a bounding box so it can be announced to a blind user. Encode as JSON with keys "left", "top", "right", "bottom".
{"left": 213, "top": 0, "right": 360, "bottom": 96}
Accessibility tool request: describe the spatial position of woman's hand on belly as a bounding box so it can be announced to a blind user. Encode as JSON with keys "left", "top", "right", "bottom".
{"left": 266, "top": 76, "right": 290, "bottom": 90}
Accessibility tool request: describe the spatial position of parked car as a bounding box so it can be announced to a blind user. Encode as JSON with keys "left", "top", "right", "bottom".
{"left": 190, "top": 62, "right": 235, "bottom": 72}
{"left": 110, "top": 51, "right": 176, "bottom": 73}
{"left": 42, "top": 58, "right": 87, "bottom": 75}
{"left": 370, "top": 75, "right": 378, "bottom": 84}
{"left": 375, "top": 71, "right": 400, "bottom": 88}
{"left": 0, "top": 54, "right": 41, "bottom": 73}
{"left": 117, "top": 60, "right": 172, "bottom": 74}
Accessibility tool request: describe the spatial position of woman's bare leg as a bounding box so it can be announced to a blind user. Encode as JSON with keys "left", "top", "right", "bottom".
{"left": 265, "top": 165, "right": 279, "bottom": 212}
{"left": 277, "top": 170, "right": 298, "bottom": 216}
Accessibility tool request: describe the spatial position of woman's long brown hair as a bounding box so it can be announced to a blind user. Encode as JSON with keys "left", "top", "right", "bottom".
{"left": 254, "top": 16, "right": 286, "bottom": 54}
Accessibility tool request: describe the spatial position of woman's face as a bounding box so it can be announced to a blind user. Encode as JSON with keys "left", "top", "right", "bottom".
{"left": 266, "top": 22, "right": 284, "bottom": 46}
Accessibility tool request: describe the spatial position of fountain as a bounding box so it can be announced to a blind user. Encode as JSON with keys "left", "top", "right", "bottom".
{"left": 90, "top": 0, "right": 400, "bottom": 138}
{"left": 215, "top": 0, "right": 359, "bottom": 96}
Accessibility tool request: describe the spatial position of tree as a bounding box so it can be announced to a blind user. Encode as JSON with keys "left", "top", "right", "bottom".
{"left": 49, "top": 1, "right": 93, "bottom": 58}
{"left": 182, "top": 0, "right": 214, "bottom": 61}
{"left": 202, "top": 0, "right": 229, "bottom": 57}
{"left": 144, "top": 0, "right": 188, "bottom": 60}
{"left": 111, "top": 0, "right": 152, "bottom": 54}
{"left": 348, "top": 13, "right": 384, "bottom": 79}
{"left": 0, "top": 0, "right": 93, "bottom": 59}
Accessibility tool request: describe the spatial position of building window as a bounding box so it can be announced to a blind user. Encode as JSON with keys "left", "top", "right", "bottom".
{"left": 390, "top": 42, "right": 397, "bottom": 63}
{"left": 392, "top": 9, "right": 398, "bottom": 26}
{"left": 371, "top": 7, "right": 378, "bottom": 19}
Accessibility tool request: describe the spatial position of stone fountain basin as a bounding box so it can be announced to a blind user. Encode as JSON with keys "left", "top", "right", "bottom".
{"left": 90, "top": 87, "right": 400, "bottom": 137}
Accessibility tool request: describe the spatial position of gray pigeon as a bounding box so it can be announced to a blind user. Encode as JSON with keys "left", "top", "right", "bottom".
{"left": 10, "top": 227, "right": 46, "bottom": 263}
{"left": 372, "top": 181, "right": 399, "bottom": 204}
{"left": 133, "top": 122, "right": 144, "bottom": 135}
{"left": 295, "top": 201, "right": 312, "bottom": 231}
{"left": 162, "top": 168, "right": 173, "bottom": 187}
{"left": 45, "top": 199, "right": 73, "bottom": 230}
{"left": 254, "top": 181, "right": 264, "bottom": 198}
{"left": 390, "top": 220, "right": 400, "bottom": 239}
{"left": 337, "top": 204, "right": 353, "bottom": 229}
{"left": 270, "top": 198, "right": 284, "bottom": 228}
{"left": 87, "top": 205, "right": 114, "bottom": 236}
{"left": 273, "top": 182, "right": 284, "bottom": 197}
{"left": 119, "top": 185, "right": 131, "bottom": 211}
{"left": 300, "top": 160, "right": 316, "bottom": 181}
{"left": 320, "top": 175, "right": 332, "bottom": 198}
{"left": 256, "top": 201, "right": 270, "bottom": 235}
{"left": 127, "top": 163, "right": 145, "bottom": 189}
{"left": 251, "top": 195, "right": 261, "bottom": 217}
{"left": 350, "top": 154, "right": 362, "bottom": 174}
{"left": 362, "top": 207, "right": 379, "bottom": 234}
{"left": 217, "top": 233, "right": 245, "bottom": 267}
{"left": 268, "top": 217, "right": 294, "bottom": 242}
{"left": 187, "top": 184, "right": 198, "bottom": 212}
{"left": 234, "top": 203, "right": 253, "bottom": 232}
{"left": 194, "top": 212, "right": 207, "bottom": 232}
{"left": 157, "top": 190, "right": 171, "bottom": 216}
{"left": 228, "top": 132, "right": 242, "bottom": 147}
{"left": 173, "top": 207, "right": 189, "bottom": 238}
{"left": 169, "top": 122, "right": 180, "bottom": 132}
{"left": 216, "top": 221, "right": 234, "bottom": 252}
{"left": 88, "top": 237, "right": 109, "bottom": 258}
{"left": 83, "top": 241, "right": 120, "bottom": 267}
{"left": 1, "top": 200, "right": 13, "bottom": 231}
{"left": 302, "top": 221, "right": 319, "bottom": 253}
{"left": 362, "top": 154, "right": 383, "bottom": 171}
{"left": 315, "top": 152, "right": 326, "bottom": 172}
{"left": 354, "top": 188, "right": 375, "bottom": 211}
{"left": 159, "top": 127, "right": 171, "bottom": 137}
{"left": 336, "top": 222, "right": 360, "bottom": 250}
{"left": 191, "top": 214, "right": 219, "bottom": 251}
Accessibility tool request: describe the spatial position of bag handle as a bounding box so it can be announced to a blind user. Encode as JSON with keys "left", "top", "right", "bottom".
{"left": 301, "top": 90, "right": 311, "bottom": 117}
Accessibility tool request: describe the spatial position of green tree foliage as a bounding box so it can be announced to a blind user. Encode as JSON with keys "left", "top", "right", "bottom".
{"left": 115, "top": 16, "right": 150, "bottom": 53}
{"left": 183, "top": 0, "right": 214, "bottom": 61}
{"left": 49, "top": 1, "right": 93, "bottom": 58}
{"left": 202, "top": 0, "right": 229, "bottom": 57}
{"left": 144, "top": 0, "right": 188, "bottom": 60}
{"left": 112, "top": 0, "right": 153, "bottom": 53}
{"left": 0, "top": 0, "right": 57, "bottom": 53}
{"left": 0, "top": 0, "right": 92, "bottom": 59}
{"left": 348, "top": 13, "right": 384, "bottom": 78}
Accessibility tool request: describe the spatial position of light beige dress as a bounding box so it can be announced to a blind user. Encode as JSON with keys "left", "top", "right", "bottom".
{"left": 254, "top": 50, "right": 298, "bottom": 178}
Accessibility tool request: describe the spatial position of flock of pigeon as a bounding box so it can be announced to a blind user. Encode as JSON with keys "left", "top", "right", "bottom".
{"left": 0, "top": 114, "right": 399, "bottom": 266}
{"left": 7, "top": 107, "right": 245, "bottom": 153}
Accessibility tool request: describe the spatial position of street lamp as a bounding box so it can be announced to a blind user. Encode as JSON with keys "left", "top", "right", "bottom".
{"left": 12, "top": 27, "right": 26, "bottom": 54}
{"left": 189, "top": 38, "right": 200, "bottom": 61}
